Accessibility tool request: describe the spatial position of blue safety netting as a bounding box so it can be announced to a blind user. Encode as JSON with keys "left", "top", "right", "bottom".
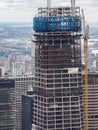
{"left": 33, "top": 16, "right": 81, "bottom": 32}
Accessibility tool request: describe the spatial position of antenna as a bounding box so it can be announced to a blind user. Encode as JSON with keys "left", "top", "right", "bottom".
{"left": 71, "top": 0, "right": 75, "bottom": 16}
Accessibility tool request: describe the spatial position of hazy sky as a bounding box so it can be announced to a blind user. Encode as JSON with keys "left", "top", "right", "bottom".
{"left": 0, "top": 0, "right": 98, "bottom": 24}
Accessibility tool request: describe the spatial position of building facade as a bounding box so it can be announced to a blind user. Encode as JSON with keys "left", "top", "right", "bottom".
{"left": 0, "top": 67, "right": 5, "bottom": 77}
{"left": 22, "top": 90, "right": 33, "bottom": 130}
{"left": 0, "top": 78, "right": 16, "bottom": 130}
{"left": 33, "top": 3, "right": 84, "bottom": 130}
{"left": 85, "top": 72, "right": 98, "bottom": 129}
{"left": 11, "top": 62, "right": 23, "bottom": 76}
{"left": 0, "top": 75, "right": 34, "bottom": 130}
{"left": 14, "top": 76, "right": 33, "bottom": 130}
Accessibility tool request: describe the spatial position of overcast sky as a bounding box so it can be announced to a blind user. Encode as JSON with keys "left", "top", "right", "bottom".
{"left": 0, "top": 0, "right": 98, "bottom": 25}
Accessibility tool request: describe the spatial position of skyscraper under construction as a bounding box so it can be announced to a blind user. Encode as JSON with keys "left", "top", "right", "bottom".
{"left": 33, "top": 0, "right": 83, "bottom": 129}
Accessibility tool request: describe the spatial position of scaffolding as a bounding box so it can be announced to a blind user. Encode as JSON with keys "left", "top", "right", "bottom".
{"left": 33, "top": 7, "right": 81, "bottom": 32}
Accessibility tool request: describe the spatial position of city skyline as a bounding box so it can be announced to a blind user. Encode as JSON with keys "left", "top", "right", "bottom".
{"left": 0, "top": 0, "right": 97, "bottom": 24}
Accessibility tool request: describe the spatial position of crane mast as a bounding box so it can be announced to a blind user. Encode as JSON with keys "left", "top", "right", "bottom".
{"left": 82, "top": 9, "right": 89, "bottom": 130}
{"left": 47, "top": 0, "right": 51, "bottom": 14}
{"left": 47, "top": 0, "right": 51, "bottom": 9}
{"left": 71, "top": 0, "right": 75, "bottom": 16}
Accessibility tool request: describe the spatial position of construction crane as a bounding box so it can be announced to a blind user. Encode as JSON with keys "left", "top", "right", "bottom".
{"left": 71, "top": 0, "right": 75, "bottom": 16}
{"left": 71, "top": 0, "right": 89, "bottom": 129}
{"left": 47, "top": 0, "right": 51, "bottom": 8}
{"left": 82, "top": 9, "right": 89, "bottom": 130}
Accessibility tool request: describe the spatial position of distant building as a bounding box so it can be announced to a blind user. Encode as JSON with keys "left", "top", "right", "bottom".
{"left": 14, "top": 75, "right": 34, "bottom": 130}
{"left": 0, "top": 78, "right": 16, "bottom": 130}
{"left": 88, "top": 52, "right": 96, "bottom": 71}
{"left": 96, "top": 53, "right": 98, "bottom": 71}
{"left": 0, "top": 69, "right": 2, "bottom": 77}
{"left": 11, "top": 62, "right": 23, "bottom": 76}
{"left": 0, "top": 75, "right": 34, "bottom": 130}
{"left": 0, "top": 67, "right": 5, "bottom": 77}
{"left": 22, "top": 89, "right": 33, "bottom": 130}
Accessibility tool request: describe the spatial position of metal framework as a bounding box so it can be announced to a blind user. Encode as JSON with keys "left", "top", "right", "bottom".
{"left": 33, "top": 4, "right": 83, "bottom": 130}
{"left": 33, "top": 7, "right": 81, "bottom": 32}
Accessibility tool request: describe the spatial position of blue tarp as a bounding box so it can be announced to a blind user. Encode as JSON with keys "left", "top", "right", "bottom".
{"left": 33, "top": 16, "right": 81, "bottom": 32}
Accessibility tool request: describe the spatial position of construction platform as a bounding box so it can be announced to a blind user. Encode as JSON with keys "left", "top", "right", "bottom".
{"left": 33, "top": 7, "right": 81, "bottom": 32}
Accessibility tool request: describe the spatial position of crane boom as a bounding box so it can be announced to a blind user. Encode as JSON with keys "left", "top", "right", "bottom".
{"left": 82, "top": 9, "right": 89, "bottom": 130}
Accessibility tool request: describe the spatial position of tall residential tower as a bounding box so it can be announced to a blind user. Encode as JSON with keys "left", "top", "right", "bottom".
{"left": 33, "top": 1, "right": 83, "bottom": 130}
